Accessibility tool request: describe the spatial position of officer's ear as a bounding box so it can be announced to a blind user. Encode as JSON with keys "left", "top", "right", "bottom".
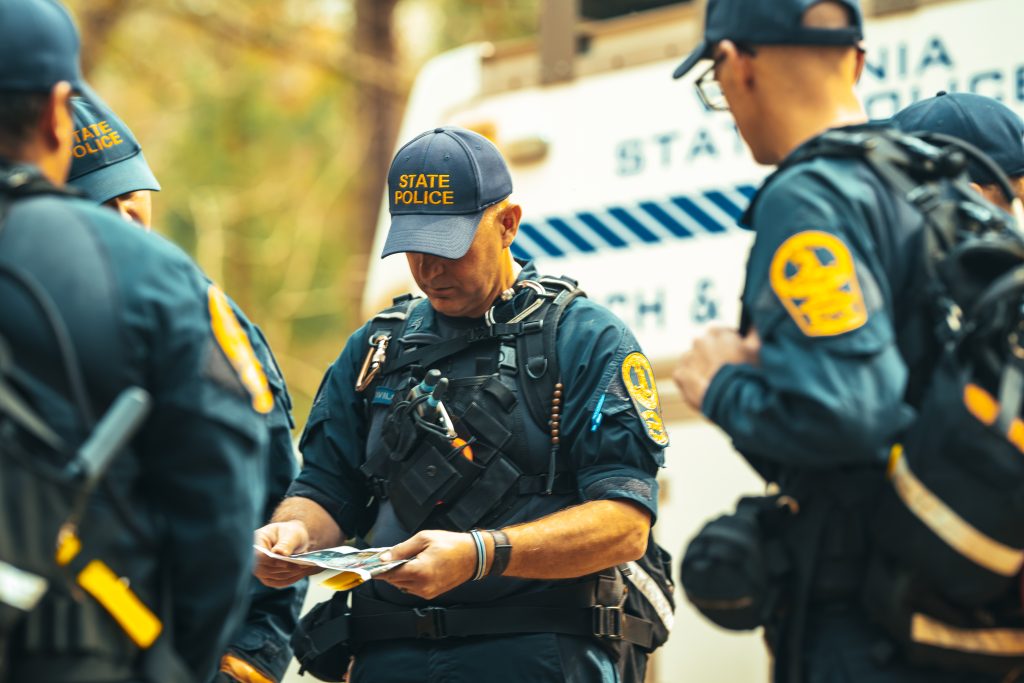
{"left": 38, "top": 82, "right": 74, "bottom": 182}
{"left": 718, "top": 41, "right": 755, "bottom": 94}
{"left": 498, "top": 203, "right": 521, "bottom": 249}
{"left": 852, "top": 45, "right": 866, "bottom": 84}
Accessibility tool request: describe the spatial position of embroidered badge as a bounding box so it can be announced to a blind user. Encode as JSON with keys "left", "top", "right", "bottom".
{"left": 769, "top": 230, "right": 868, "bottom": 337}
{"left": 621, "top": 352, "right": 669, "bottom": 446}
{"left": 208, "top": 285, "right": 274, "bottom": 414}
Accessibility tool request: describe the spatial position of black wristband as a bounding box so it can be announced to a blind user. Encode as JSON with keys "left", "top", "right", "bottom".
{"left": 487, "top": 529, "right": 512, "bottom": 577}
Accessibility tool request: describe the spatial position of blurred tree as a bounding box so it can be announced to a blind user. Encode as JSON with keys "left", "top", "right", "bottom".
{"left": 62, "top": 0, "right": 540, "bottom": 428}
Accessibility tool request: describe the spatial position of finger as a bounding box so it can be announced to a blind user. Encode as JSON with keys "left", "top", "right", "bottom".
{"left": 381, "top": 533, "right": 428, "bottom": 562}
{"left": 270, "top": 524, "right": 307, "bottom": 556}
{"left": 258, "top": 575, "right": 303, "bottom": 589}
{"left": 259, "top": 565, "right": 315, "bottom": 578}
{"left": 253, "top": 526, "right": 277, "bottom": 550}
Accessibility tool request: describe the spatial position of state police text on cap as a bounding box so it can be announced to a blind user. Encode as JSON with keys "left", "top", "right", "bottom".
{"left": 382, "top": 127, "right": 513, "bottom": 260}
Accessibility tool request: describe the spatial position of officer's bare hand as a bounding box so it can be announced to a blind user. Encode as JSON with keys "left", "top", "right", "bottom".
{"left": 675, "top": 327, "right": 761, "bottom": 411}
{"left": 252, "top": 521, "right": 322, "bottom": 588}
{"left": 376, "top": 530, "right": 477, "bottom": 600}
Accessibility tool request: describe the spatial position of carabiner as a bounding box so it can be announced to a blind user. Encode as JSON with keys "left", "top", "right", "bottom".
{"left": 355, "top": 334, "right": 390, "bottom": 391}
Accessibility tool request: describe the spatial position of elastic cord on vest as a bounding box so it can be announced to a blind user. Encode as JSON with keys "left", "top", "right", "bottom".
{"left": 469, "top": 530, "right": 487, "bottom": 581}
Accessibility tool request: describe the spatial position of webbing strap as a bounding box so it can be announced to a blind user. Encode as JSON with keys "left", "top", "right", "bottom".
{"left": 347, "top": 594, "right": 654, "bottom": 648}
{"left": 383, "top": 320, "right": 543, "bottom": 376}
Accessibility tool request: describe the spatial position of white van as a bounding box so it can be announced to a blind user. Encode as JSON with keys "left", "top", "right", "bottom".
{"left": 348, "top": 1, "right": 1024, "bottom": 680}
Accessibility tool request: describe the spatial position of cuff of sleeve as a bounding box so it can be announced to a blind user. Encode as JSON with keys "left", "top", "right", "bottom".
{"left": 283, "top": 482, "right": 353, "bottom": 540}
{"left": 702, "top": 363, "right": 758, "bottom": 426}
{"left": 578, "top": 467, "right": 659, "bottom": 523}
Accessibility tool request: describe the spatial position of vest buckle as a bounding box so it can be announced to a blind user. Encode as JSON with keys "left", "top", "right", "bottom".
{"left": 592, "top": 605, "right": 624, "bottom": 640}
{"left": 413, "top": 607, "right": 448, "bottom": 639}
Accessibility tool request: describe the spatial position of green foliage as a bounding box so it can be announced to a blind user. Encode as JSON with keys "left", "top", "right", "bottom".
{"left": 62, "top": 0, "right": 540, "bottom": 429}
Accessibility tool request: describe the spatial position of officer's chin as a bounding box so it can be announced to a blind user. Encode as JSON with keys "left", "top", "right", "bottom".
{"left": 427, "top": 294, "right": 477, "bottom": 319}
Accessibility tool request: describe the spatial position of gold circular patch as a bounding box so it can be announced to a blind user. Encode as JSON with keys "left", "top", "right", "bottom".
{"left": 622, "top": 352, "right": 660, "bottom": 412}
{"left": 769, "top": 230, "right": 867, "bottom": 338}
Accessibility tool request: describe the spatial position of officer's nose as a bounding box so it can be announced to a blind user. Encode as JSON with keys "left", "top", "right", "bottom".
{"left": 417, "top": 254, "right": 446, "bottom": 281}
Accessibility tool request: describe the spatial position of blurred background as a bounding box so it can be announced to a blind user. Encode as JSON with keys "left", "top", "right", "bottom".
{"left": 63, "top": 0, "right": 540, "bottom": 422}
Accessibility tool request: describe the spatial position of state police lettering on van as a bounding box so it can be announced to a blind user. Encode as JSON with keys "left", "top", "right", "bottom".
{"left": 615, "top": 121, "right": 746, "bottom": 177}
{"left": 861, "top": 33, "right": 1024, "bottom": 118}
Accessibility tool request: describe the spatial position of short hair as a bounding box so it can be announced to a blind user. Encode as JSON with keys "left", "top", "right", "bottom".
{"left": 803, "top": 1, "right": 855, "bottom": 30}
{"left": 0, "top": 91, "right": 49, "bottom": 156}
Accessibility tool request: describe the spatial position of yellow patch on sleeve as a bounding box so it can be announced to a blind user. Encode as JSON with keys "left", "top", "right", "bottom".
{"left": 769, "top": 230, "right": 868, "bottom": 337}
{"left": 621, "top": 352, "right": 669, "bottom": 446}
{"left": 207, "top": 286, "right": 274, "bottom": 414}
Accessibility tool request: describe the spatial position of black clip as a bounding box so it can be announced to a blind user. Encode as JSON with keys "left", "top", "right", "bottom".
{"left": 413, "top": 607, "right": 448, "bottom": 639}
{"left": 592, "top": 605, "right": 624, "bottom": 640}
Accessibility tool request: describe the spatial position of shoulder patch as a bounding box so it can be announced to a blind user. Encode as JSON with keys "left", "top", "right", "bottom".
{"left": 769, "top": 230, "right": 868, "bottom": 337}
{"left": 621, "top": 352, "right": 669, "bottom": 447}
{"left": 208, "top": 285, "right": 274, "bottom": 414}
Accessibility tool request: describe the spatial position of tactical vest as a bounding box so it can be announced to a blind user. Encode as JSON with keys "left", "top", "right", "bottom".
{"left": 292, "top": 274, "right": 675, "bottom": 682}
{"left": 357, "top": 274, "right": 584, "bottom": 538}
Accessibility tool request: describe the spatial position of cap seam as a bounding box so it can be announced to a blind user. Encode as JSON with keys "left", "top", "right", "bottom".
{"left": 443, "top": 130, "right": 484, "bottom": 209}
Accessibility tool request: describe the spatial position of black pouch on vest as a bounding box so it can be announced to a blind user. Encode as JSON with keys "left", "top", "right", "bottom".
{"left": 291, "top": 592, "right": 353, "bottom": 682}
{"left": 680, "top": 495, "right": 794, "bottom": 631}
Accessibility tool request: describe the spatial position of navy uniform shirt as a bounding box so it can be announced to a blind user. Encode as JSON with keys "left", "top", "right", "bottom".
{"left": 0, "top": 169, "right": 268, "bottom": 682}
{"left": 702, "top": 124, "right": 927, "bottom": 471}
{"left": 288, "top": 262, "right": 665, "bottom": 680}
{"left": 217, "top": 302, "right": 307, "bottom": 683}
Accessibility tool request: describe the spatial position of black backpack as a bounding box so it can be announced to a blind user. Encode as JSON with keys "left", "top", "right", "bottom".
{"left": 0, "top": 174, "right": 186, "bottom": 681}
{"left": 786, "top": 128, "right": 1024, "bottom": 672}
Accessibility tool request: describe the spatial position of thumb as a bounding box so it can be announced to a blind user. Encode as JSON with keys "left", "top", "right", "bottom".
{"left": 269, "top": 522, "right": 307, "bottom": 556}
{"left": 381, "top": 533, "right": 428, "bottom": 562}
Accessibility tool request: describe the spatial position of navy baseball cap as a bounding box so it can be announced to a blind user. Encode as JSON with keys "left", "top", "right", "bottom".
{"left": 67, "top": 94, "right": 160, "bottom": 204}
{"left": 382, "top": 126, "right": 513, "bottom": 259}
{"left": 672, "top": 0, "right": 864, "bottom": 79}
{"left": 0, "top": 0, "right": 91, "bottom": 94}
{"left": 893, "top": 92, "right": 1024, "bottom": 184}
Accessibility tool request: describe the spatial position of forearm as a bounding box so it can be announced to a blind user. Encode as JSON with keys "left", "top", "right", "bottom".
{"left": 499, "top": 499, "right": 650, "bottom": 579}
{"left": 705, "top": 355, "right": 912, "bottom": 468}
{"left": 271, "top": 496, "right": 345, "bottom": 550}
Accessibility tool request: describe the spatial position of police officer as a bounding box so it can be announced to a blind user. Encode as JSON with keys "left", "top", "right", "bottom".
{"left": 65, "top": 95, "right": 307, "bottom": 683}
{"left": 253, "top": 126, "right": 666, "bottom": 682}
{"left": 671, "top": 0, "right": 1002, "bottom": 681}
{"left": 893, "top": 91, "right": 1024, "bottom": 211}
{"left": 0, "top": 1, "right": 268, "bottom": 681}
{"left": 65, "top": 93, "right": 161, "bottom": 226}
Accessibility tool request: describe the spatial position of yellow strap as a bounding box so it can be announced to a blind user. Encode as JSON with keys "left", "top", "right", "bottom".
{"left": 889, "top": 450, "right": 1024, "bottom": 577}
{"left": 220, "top": 653, "right": 276, "bottom": 683}
{"left": 963, "top": 383, "right": 1024, "bottom": 454}
{"left": 55, "top": 529, "right": 81, "bottom": 566}
{"left": 912, "top": 612, "right": 1024, "bottom": 656}
{"left": 77, "top": 560, "right": 162, "bottom": 648}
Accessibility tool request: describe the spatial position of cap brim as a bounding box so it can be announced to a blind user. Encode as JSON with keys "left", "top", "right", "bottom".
{"left": 672, "top": 40, "right": 710, "bottom": 79}
{"left": 68, "top": 150, "right": 161, "bottom": 205}
{"left": 381, "top": 210, "right": 486, "bottom": 260}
